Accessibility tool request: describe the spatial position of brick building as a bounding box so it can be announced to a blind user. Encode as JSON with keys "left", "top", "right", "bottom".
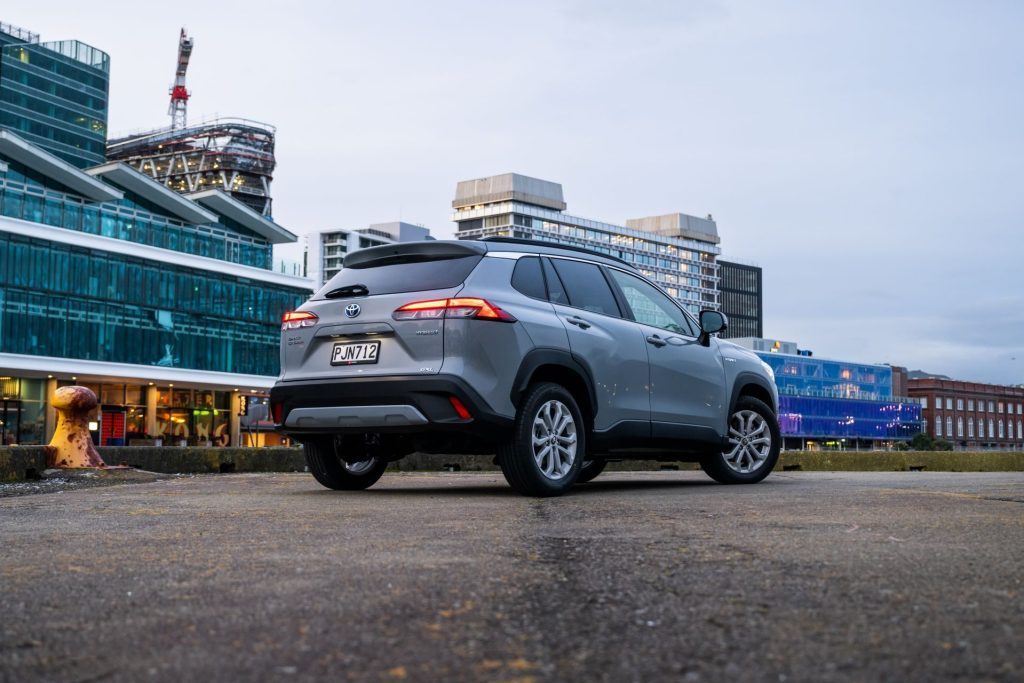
{"left": 908, "top": 378, "right": 1024, "bottom": 450}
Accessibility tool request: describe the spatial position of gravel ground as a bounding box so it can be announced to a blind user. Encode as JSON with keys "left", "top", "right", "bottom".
{"left": 1, "top": 471, "right": 1022, "bottom": 682}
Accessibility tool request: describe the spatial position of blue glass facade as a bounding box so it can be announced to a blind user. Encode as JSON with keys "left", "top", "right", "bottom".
{"left": 0, "top": 25, "right": 109, "bottom": 168}
{"left": 0, "top": 232, "right": 303, "bottom": 376}
{"left": 759, "top": 353, "right": 893, "bottom": 400}
{"left": 0, "top": 160, "right": 273, "bottom": 268}
{"left": 778, "top": 396, "right": 921, "bottom": 440}
{"left": 0, "top": 131, "right": 310, "bottom": 379}
{"left": 757, "top": 352, "right": 922, "bottom": 443}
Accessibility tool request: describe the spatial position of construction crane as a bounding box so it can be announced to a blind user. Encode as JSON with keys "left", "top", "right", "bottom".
{"left": 168, "top": 28, "right": 194, "bottom": 130}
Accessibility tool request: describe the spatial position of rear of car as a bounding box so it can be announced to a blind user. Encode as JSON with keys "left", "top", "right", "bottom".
{"left": 270, "top": 241, "right": 524, "bottom": 457}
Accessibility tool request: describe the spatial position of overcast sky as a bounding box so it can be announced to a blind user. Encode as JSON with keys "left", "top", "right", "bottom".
{"left": 11, "top": 1, "right": 1023, "bottom": 385}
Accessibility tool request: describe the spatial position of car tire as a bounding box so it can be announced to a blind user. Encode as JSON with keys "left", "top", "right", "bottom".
{"left": 700, "top": 396, "right": 781, "bottom": 484}
{"left": 499, "top": 382, "right": 585, "bottom": 497}
{"left": 304, "top": 436, "right": 388, "bottom": 491}
{"left": 576, "top": 459, "right": 607, "bottom": 484}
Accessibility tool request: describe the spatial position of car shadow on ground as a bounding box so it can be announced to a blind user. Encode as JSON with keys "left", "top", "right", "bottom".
{"left": 290, "top": 474, "right": 725, "bottom": 498}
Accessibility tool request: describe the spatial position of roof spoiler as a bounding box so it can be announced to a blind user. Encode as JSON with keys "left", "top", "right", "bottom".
{"left": 343, "top": 240, "right": 487, "bottom": 269}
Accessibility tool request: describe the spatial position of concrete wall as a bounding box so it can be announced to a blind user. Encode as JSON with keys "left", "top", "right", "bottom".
{"left": 3, "top": 447, "right": 1024, "bottom": 483}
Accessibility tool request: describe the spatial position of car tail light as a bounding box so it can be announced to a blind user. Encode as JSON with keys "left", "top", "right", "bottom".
{"left": 282, "top": 310, "right": 318, "bottom": 330}
{"left": 271, "top": 401, "right": 284, "bottom": 424}
{"left": 393, "top": 298, "right": 516, "bottom": 322}
{"left": 448, "top": 396, "right": 472, "bottom": 420}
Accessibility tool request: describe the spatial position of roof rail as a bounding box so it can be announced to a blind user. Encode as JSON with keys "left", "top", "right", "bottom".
{"left": 479, "top": 236, "right": 634, "bottom": 268}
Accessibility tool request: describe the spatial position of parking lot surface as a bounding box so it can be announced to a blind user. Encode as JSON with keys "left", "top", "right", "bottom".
{"left": 1, "top": 471, "right": 1022, "bottom": 682}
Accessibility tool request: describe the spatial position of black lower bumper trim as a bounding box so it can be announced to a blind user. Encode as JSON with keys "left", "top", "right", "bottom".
{"left": 270, "top": 374, "right": 513, "bottom": 443}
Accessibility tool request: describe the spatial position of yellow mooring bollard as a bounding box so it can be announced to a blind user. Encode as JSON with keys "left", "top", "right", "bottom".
{"left": 47, "top": 386, "right": 107, "bottom": 469}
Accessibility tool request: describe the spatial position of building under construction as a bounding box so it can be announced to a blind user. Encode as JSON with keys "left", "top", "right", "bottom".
{"left": 105, "top": 29, "right": 276, "bottom": 217}
{"left": 107, "top": 118, "right": 276, "bottom": 217}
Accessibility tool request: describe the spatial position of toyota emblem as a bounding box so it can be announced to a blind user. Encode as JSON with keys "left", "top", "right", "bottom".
{"left": 345, "top": 303, "right": 361, "bottom": 318}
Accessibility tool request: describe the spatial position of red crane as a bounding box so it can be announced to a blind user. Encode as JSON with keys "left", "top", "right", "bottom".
{"left": 168, "top": 28, "right": 194, "bottom": 130}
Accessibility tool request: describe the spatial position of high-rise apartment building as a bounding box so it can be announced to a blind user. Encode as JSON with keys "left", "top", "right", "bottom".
{"left": 717, "top": 259, "right": 762, "bottom": 339}
{"left": 308, "top": 221, "right": 431, "bottom": 286}
{"left": 451, "top": 173, "right": 720, "bottom": 315}
{"left": 0, "top": 22, "right": 109, "bottom": 168}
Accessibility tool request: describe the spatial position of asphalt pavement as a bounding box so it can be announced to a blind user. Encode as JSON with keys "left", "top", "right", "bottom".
{"left": 1, "top": 471, "right": 1022, "bottom": 682}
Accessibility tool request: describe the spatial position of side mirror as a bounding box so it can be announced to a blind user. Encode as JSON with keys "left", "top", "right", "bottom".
{"left": 698, "top": 310, "right": 728, "bottom": 346}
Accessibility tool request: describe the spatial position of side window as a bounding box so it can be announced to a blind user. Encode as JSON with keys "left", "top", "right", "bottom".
{"left": 549, "top": 259, "right": 621, "bottom": 317}
{"left": 541, "top": 257, "right": 569, "bottom": 305}
{"left": 608, "top": 269, "right": 696, "bottom": 336}
{"left": 510, "top": 257, "right": 546, "bottom": 300}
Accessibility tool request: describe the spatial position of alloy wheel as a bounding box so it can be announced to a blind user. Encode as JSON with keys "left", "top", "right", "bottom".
{"left": 531, "top": 399, "right": 577, "bottom": 480}
{"left": 724, "top": 409, "right": 772, "bottom": 474}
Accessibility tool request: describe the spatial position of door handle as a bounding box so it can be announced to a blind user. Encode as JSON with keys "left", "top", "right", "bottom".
{"left": 646, "top": 334, "right": 667, "bottom": 348}
{"left": 567, "top": 316, "right": 591, "bottom": 330}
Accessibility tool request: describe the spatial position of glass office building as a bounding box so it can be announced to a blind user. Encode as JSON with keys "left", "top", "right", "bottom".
{"left": 0, "top": 22, "right": 109, "bottom": 169}
{"left": 0, "top": 129, "right": 312, "bottom": 446}
{"left": 452, "top": 173, "right": 721, "bottom": 315}
{"left": 732, "top": 338, "right": 922, "bottom": 448}
{"left": 718, "top": 259, "right": 762, "bottom": 339}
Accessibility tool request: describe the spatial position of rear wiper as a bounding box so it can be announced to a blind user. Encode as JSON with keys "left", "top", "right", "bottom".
{"left": 324, "top": 284, "right": 369, "bottom": 299}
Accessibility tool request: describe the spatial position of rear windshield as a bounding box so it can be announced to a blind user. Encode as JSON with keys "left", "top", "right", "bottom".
{"left": 314, "top": 255, "right": 483, "bottom": 299}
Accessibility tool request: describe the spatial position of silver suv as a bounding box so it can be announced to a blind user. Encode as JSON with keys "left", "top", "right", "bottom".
{"left": 271, "top": 238, "right": 780, "bottom": 497}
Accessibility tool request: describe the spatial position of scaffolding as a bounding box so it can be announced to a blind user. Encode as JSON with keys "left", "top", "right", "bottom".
{"left": 106, "top": 117, "right": 276, "bottom": 217}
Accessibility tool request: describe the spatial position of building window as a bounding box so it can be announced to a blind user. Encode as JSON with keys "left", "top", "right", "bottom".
{"left": 946, "top": 417, "right": 953, "bottom": 438}
{"left": 1018, "top": 420, "right": 1023, "bottom": 440}
{"left": 935, "top": 416, "right": 942, "bottom": 437}
{"left": 998, "top": 402, "right": 1004, "bottom": 414}
{"left": 968, "top": 400, "right": 974, "bottom": 411}
{"left": 957, "top": 399, "right": 963, "bottom": 411}
{"left": 998, "top": 420, "right": 1004, "bottom": 439}
{"left": 921, "top": 397, "right": 928, "bottom": 409}
{"left": 935, "top": 396, "right": 942, "bottom": 408}
{"left": 946, "top": 398, "right": 953, "bottom": 410}
{"left": 968, "top": 419, "right": 974, "bottom": 438}
{"left": 989, "top": 419, "right": 995, "bottom": 438}
{"left": 957, "top": 417, "right": 963, "bottom": 438}
{"left": 988, "top": 401, "right": 995, "bottom": 412}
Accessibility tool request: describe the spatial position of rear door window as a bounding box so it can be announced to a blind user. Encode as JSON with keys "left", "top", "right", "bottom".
{"left": 549, "top": 258, "right": 622, "bottom": 317}
{"left": 316, "top": 255, "right": 482, "bottom": 298}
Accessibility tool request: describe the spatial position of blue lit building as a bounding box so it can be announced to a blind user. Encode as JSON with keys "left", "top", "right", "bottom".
{"left": 0, "top": 21, "right": 109, "bottom": 168}
{"left": 732, "top": 338, "right": 922, "bottom": 449}
{"left": 0, "top": 129, "right": 312, "bottom": 446}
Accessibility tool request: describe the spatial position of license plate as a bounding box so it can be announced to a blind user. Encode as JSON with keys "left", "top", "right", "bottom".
{"left": 330, "top": 341, "right": 380, "bottom": 365}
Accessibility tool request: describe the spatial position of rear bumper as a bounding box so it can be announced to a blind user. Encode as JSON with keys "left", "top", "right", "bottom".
{"left": 270, "top": 374, "right": 513, "bottom": 441}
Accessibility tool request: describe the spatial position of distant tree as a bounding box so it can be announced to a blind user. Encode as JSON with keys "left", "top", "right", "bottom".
{"left": 893, "top": 441, "right": 911, "bottom": 451}
{"left": 935, "top": 440, "right": 954, "bottom": 451}
{"left": 910, "top": 432, "right": 936, "bottom": 451}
